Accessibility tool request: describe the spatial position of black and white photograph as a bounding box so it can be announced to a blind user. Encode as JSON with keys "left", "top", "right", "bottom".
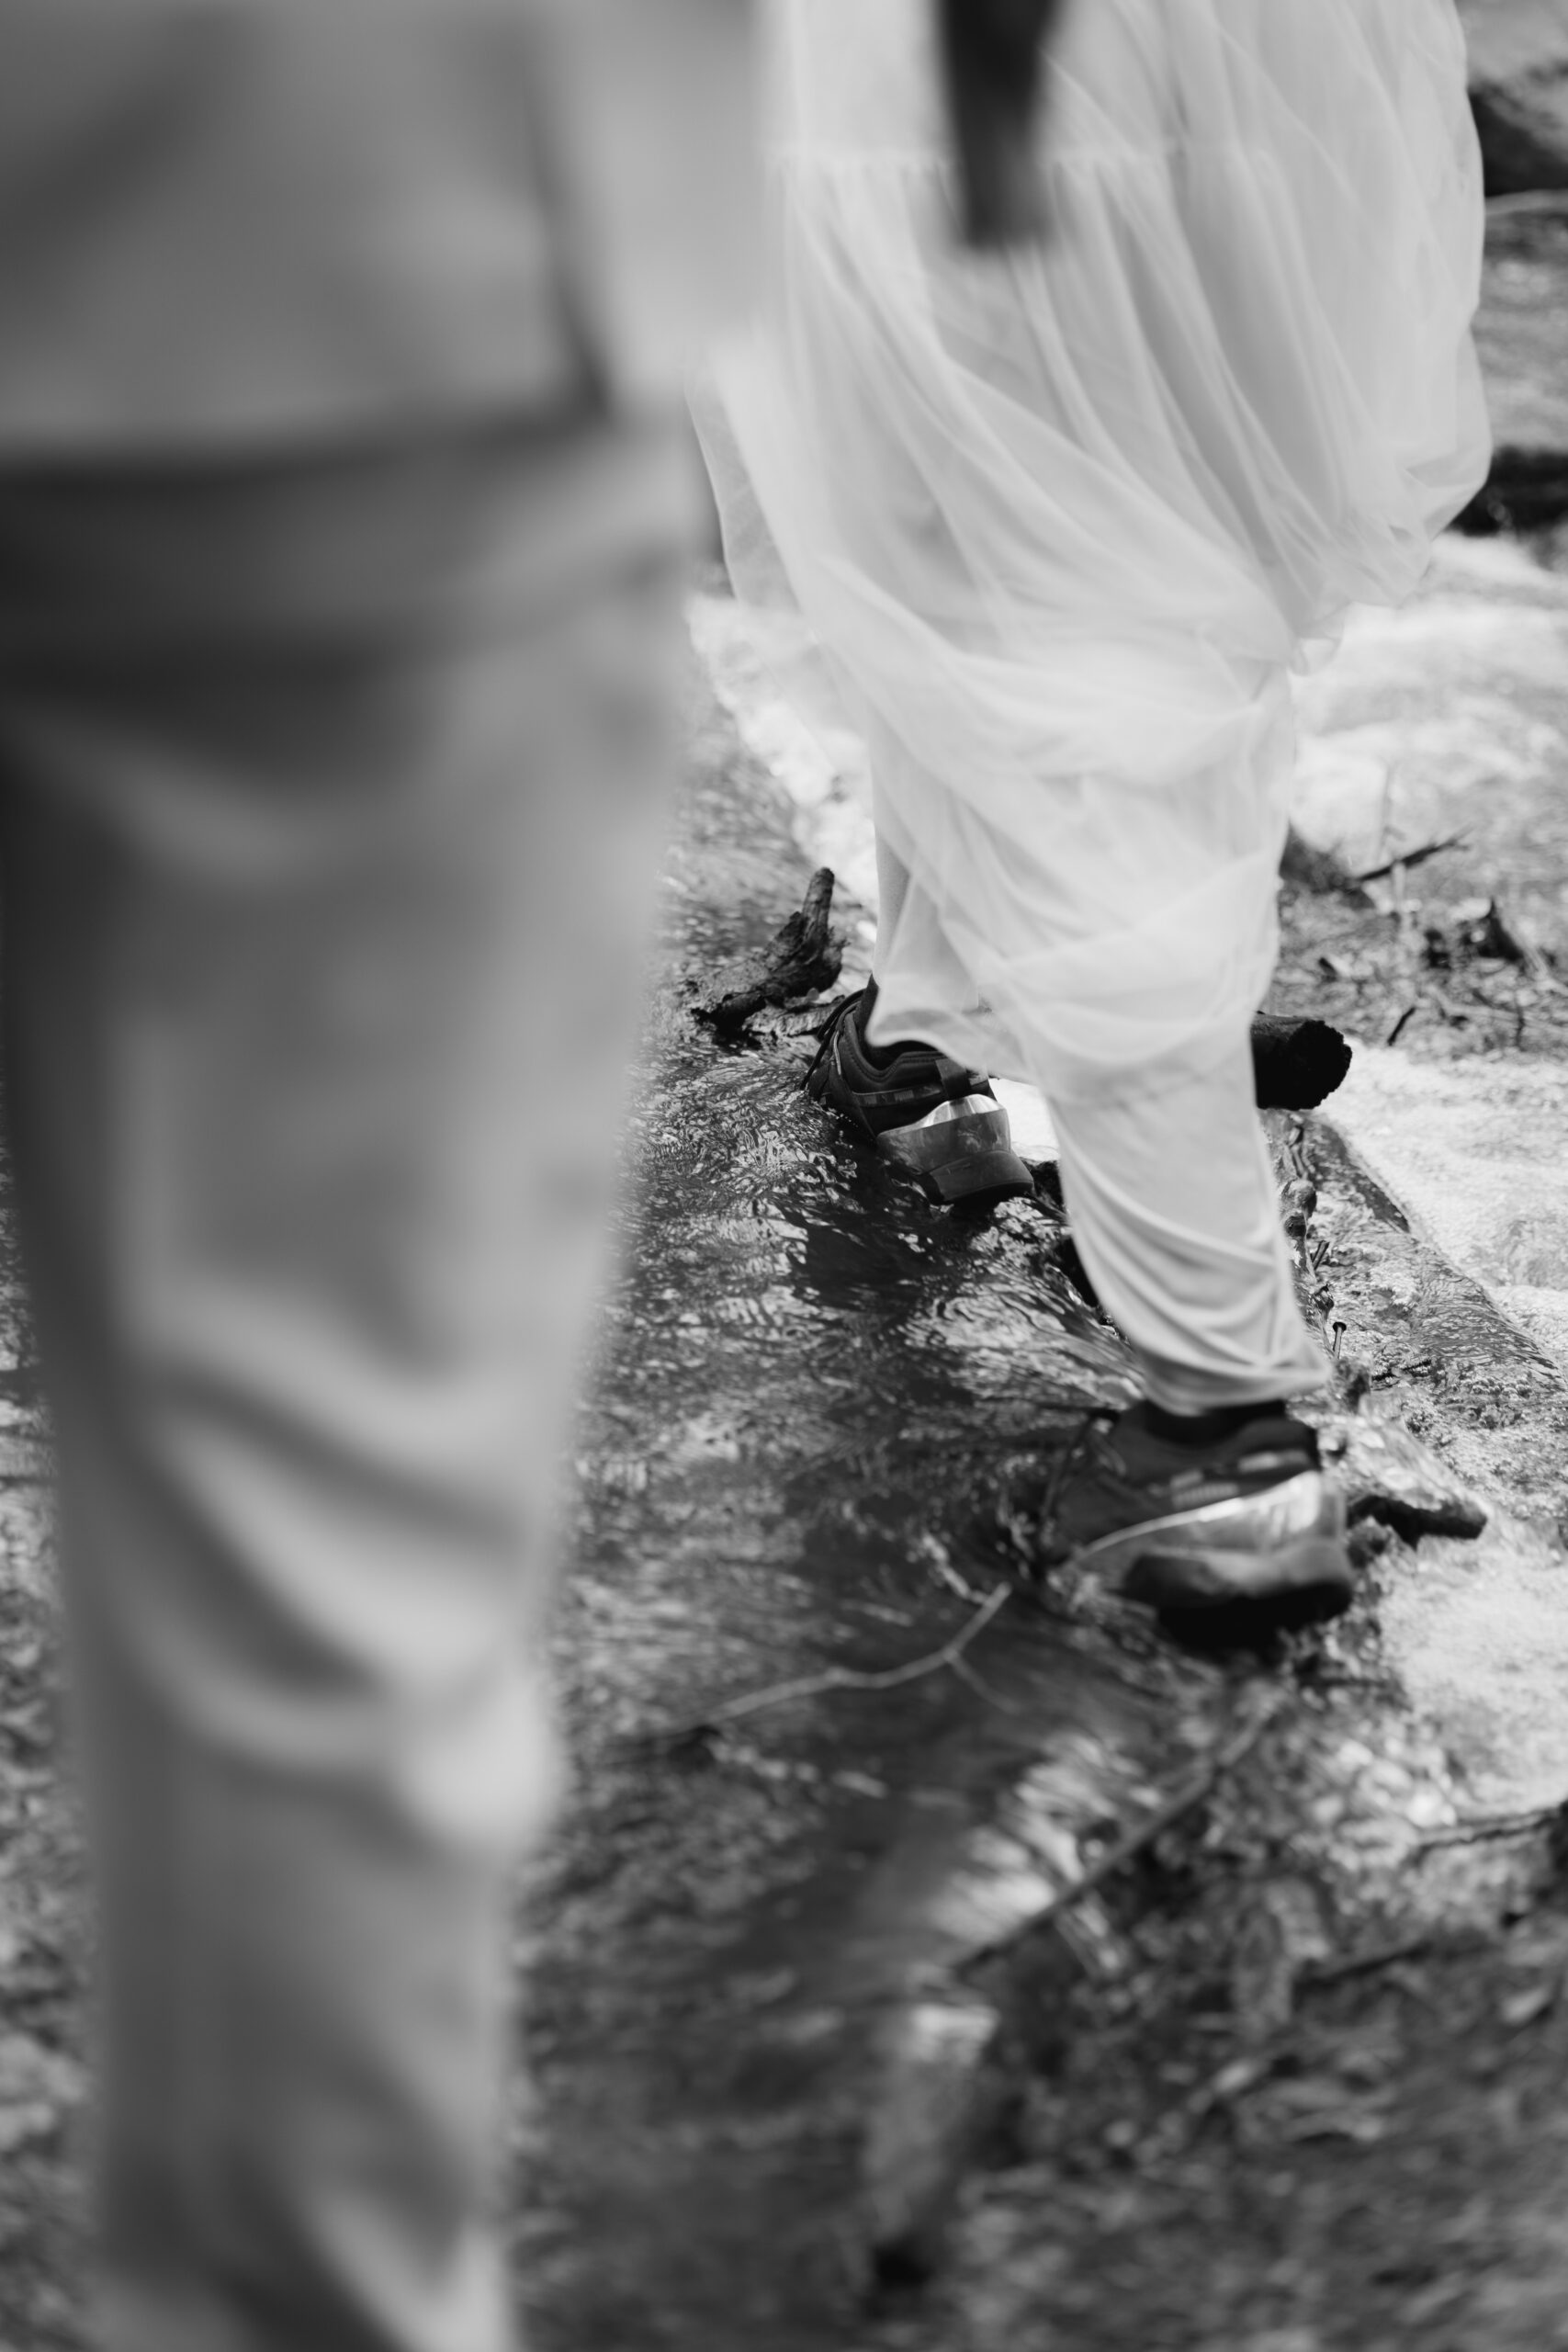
{"left": 2, "top": 5, "right": 1568, "bottom": 2349}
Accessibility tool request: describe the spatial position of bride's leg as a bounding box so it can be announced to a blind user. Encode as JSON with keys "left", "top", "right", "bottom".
{"left": 1048, "top": 1034, "right": 1325, "bottom": 1411}
{"left": 804, "top": 775, "right": 1034, "bottom": 1205}
{"left": 1039, "top": 1036, "right": 1348, "bottom": 1611}
{"left": 872, "top": 817, "right": 913, "bottom": 991}
{"left": 863, "top": 766, "right": 987, "bottom": 1055}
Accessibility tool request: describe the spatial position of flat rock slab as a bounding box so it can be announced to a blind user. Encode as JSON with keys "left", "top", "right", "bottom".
{"left": 1291, "top": 533, "right": 1568, "bottom": 954}
{"left": 1331, "top": 1043, "right": 1568, "bottom": 1374}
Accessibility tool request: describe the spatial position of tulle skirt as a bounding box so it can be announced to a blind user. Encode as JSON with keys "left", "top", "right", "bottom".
{"left": 695, "top": 0, "right": 1489, "bottom": 1100}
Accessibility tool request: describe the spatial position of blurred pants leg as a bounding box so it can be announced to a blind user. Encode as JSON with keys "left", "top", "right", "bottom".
{"left": 0, "top": 413, "right": 694, "bottom": 2352}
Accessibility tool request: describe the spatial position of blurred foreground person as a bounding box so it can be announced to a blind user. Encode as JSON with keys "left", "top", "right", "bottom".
{"left": 0, "top": 7, "right": 754, "bottom": 2348}
{"left": 698, "top": 0, "right": 1489, "bottom": 1614}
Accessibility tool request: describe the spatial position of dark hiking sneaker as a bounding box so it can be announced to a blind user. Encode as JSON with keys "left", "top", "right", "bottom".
{"left": 806, "top": 989, "right": 1035, "bottom": 1207}
{"left": 1035, "top": 1400, "right": 1353, "bottom": 1614}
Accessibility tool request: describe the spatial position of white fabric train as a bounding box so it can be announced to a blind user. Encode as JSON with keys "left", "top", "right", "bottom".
{"left": 696, "top": 0, "right": 1489, "bottom": 1102}
{"left": 694, "top": 0, "right": 1489, "bottom": 1405}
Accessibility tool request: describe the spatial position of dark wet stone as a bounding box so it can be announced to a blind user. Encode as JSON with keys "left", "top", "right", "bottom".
{"left": 1464, "top": 198, "right": 1568, "bottom": 532}
{"left": 1250, "top": 1016, "right": 1352, "bottom": 1112}
{"left": 863, "top": 1997, "right": 1003, "bottom": 2281}
{"left": 1461, "top": 1, "right": 1568, "bottom": 195}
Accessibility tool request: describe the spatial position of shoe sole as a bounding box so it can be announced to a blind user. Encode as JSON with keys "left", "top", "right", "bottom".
{"left": 874, "top": 1099, "right": 1035, "bottom": 1207}
{"left": 1072, "top": 1469, "right": 1353, "bottom": 1614}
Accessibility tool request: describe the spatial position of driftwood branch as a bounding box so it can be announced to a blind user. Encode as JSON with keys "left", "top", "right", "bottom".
{"left": 693, "top": 866, "right": 844, "bottom": 1041}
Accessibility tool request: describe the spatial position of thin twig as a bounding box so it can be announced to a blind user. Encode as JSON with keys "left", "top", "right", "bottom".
{"left": 950, "top": 1650, "right": 1022, "bottom": 1713}
{"left": 964, "top": 1691, "right": 1289, "bottom": 1973}
{"left": 1035, "top": 1408, "right": 1112, "bottom": 1552}
{"left": 632, "top": 1583, "right": 1013, "bottom": 1751}
{"left": 1304, "top": 1934, "right": 1433, "bottom": 1987}
{"left": 1352, "top": 833, "right": 1467, "bottom": 886}
{"left": 1415, "top": 1802, "right": 1565, "bottom": 1853}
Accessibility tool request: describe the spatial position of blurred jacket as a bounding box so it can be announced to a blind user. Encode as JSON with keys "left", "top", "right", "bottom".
{"left": 0, "top": 0, "right": 758, "bottom": 449}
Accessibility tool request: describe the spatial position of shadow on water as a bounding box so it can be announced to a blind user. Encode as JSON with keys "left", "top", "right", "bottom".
{"left": 510, "top": 668, "right": 1250, "bottom": 2352}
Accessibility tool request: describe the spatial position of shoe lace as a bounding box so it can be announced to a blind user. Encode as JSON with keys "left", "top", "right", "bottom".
{"left": 803, "top": 989, "right": 863, "bottom": 1088}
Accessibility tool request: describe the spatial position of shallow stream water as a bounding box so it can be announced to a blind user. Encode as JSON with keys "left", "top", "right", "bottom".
{"left": 509, "top": 659, "right": 1554, "bottom": 2351}
{"left": 511, "top": 666, "right": 1221, "bottom": 2349}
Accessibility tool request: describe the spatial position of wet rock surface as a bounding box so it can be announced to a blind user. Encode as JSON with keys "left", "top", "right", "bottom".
{"left": 1268, "top": 526, "right": 1568, "bottom": 1465}
{"left": 1284, "top": 1113, "right": 1565, "bottom": 1512}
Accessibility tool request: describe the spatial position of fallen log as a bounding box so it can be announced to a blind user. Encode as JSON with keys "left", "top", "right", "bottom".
{"left": 693, "top": 865, "right": 844, "bottom": 1040}
{"left": 1251, "top": 1014, "right": 1353, "bottom": 1111}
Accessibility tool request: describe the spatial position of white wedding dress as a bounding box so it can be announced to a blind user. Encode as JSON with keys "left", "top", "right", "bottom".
{"left": 697, "top": 0, "right": 1487, "bottom": 1095}
{"left": 696, "top": 0, "right": 1489, "bottom": 1407}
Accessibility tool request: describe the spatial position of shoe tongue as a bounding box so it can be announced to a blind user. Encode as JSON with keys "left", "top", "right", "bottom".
{"left": 1205, "top": 1419, "right": 1319, "bottom": 1474}
{"left": 856, "top": 1025, "right": 969, "bottom": 1089}
{"left": 859, "top": 1034, "right": 937, "bottom": 1076}
{"left": 855, "top": 1018, "right": 950, "bottom": 1080}
{"left": 1115, "top": 1401, "right": 1317, "bottom": 1474}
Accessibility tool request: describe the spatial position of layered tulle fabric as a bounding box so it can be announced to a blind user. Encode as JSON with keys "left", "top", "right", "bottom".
{"left": 695, "top": 0, "right": 1489, "bottom": 1100}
